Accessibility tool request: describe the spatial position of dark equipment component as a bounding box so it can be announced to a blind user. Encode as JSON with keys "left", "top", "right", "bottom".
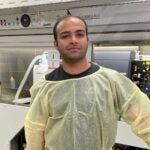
{"left": 21, "top": 14, "right": 31, "bottom": 27}
{"left": 131, "top": 60, "right": 150, "bottom": 98}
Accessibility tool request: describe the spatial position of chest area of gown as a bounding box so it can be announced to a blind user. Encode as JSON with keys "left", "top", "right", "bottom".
{"left": 48, "top": 81, "right": 114, "bottom": 118}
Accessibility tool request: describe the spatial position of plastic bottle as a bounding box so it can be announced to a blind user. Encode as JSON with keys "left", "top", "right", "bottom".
{"left": 10, "top": 76, "right": 16, "bottom": 89}
{"left": 38, "top": 52, "right": 49, "bottom": 73}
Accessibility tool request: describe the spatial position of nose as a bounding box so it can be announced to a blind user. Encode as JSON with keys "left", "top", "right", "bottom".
{"left": 70, "top": 35, "right": 77, "bottom": 43}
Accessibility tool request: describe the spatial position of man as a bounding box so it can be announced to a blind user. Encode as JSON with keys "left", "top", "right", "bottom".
{"left": 25, "top": 15, "right": 150, "bottom": 150}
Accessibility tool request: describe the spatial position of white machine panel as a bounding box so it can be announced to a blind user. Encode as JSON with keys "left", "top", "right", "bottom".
{"left": 0, "top": 10, "right": 67, "bottom": 30}
{"left": 0, "top": 0, "right": 79, "bottom": 9}
{"left": 117, "top": 121, "right": 149, "bottom": 149}
{"left": 0, "top": 101, "right": 29, "bottom": 150}
{"left": 69, "top": 1, "right": 150, "bottom": 25}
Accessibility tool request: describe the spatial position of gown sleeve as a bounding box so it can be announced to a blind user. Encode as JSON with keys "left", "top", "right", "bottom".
{"left": 25, "top": 80, "right": 49, "bottom": 150}
{"left": 111, "top": 71, "right": 150, "bottom": 147}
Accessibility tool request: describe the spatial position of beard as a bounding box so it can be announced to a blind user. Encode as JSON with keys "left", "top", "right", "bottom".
{"left": 59, "top": 49, "right": 87, "bottom": 64}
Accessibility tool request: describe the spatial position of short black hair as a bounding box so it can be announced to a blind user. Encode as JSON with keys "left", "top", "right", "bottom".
{"left": 53, "top": 15, "right": 88, "bottom": 41}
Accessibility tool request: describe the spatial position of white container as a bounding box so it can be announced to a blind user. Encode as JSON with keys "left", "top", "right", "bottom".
{"left": 10, "top": 76, "right": 16, "bottom": 89}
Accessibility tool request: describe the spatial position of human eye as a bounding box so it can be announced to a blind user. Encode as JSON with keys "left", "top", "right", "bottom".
{"left": 59, "top": 31, "right": 70, "bottom": 39}
{"left": 60, "top": 34, "right": 68, "bottom": 39}
{"left": 76, "top": 32, "right": 86, "bottom": 38}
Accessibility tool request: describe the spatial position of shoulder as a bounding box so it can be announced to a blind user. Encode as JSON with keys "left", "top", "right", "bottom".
{"left": 100, "top": 66, "right": 139, "bottom": 90}
{"left": 45, "top": 67, "right": 61, "bottom": 81}
{"left": 99, "top": 66, "right": 121, "bottom": 77}
{"left": 30, "top": 79, "right": 46, "bottom": 94}
{"left": 97, "top": 66, "right": 133, "bottom": 84}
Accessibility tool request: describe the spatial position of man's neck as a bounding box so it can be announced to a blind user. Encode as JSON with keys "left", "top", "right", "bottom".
{"left": 62, "top": 59, "right": 91, "bottom": 75}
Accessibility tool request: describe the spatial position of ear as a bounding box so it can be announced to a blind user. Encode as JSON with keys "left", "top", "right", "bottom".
{"left": 54, "top": 41, "right": 61, "bottom": 55}
{"left": 87, "top": 36, "right": 89, "bottom": 42}
{"left": 55, "top": 40, "right": 60, "bottom": 51}
{"left": 54, "top": 41, "right": 58, "bottom": 50}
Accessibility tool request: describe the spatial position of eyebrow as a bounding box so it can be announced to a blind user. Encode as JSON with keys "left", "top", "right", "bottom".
{"left": 76, "top": 29, "right": 86, "bottom": 34}
{"left": 59, "top": 29, "right": 86, "bottom": 35}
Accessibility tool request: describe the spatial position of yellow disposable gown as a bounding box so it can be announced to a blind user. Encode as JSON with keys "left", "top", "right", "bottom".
{"left": 25, "top": 67, "right": 150, "bottom": 150}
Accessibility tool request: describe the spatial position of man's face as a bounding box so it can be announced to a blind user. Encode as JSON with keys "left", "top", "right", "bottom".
{"left": 54, "top": 17, "right": 89, "bottom": 63}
